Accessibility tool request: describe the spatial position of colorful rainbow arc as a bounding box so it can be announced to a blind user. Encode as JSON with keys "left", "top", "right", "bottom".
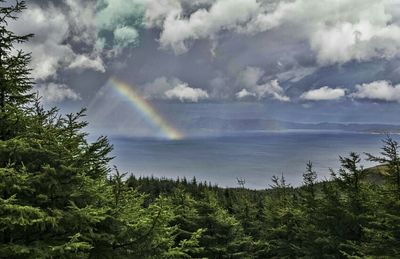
{"left": 110, "top": 78, "right": 184, "bottom": 140}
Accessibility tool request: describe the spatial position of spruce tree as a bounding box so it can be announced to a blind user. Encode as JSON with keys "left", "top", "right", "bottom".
{"left": 302, "top": 161, "right": 317, "bottom": 200}
{"left": 0, "top": 0, "right": 33, "bottom": 141}
{"left": 366, "top": 135, "right": 400, "bottom": 196}
{"left": 0, "top": 2, "right": 193, "bottom": 257}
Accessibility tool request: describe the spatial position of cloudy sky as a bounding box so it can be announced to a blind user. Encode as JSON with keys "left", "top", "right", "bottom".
{"left": 9, "top": 0, "right": 400, "bottom": 136}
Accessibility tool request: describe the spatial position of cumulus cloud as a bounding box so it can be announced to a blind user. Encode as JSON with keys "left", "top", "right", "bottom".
{"left": 10, "top": 0, "right": 400, "bottom": 84}
{"left": 300, "top": 86, "right": 346, "bottom": 101}
{"left": 237, "top": 66, "right": 290, "bottom": 101}
{"left": 141, "top": 76, "right": 182, "bottom": 99}
{"left": 8, "top": 0, "right": 400, "bottom": 106}
{"left": 9, "top": 1, "right": 104, "bottom": 80}
{"left": 145, "top": 0, "right": 400, "bottom": 64}
{"left": 310, "top": 21, "right": 400, "bottom": 65}
{"left": 236, "top": 89, "right": 256, "bottom": 99}
{"left": 351, "top": 80, "right": 400, "bottom": 102}
{"left": 34, "top": 83, "right": 81, "bottom": 103}
{"left": 140, "top": 76, "right": 208, "bottom": 102}
{"left": 165, "top": 83, "right": 209, "bottom": 102}
{"left": 68, "top": 55, "right": 105, "bottom": 72}
{"left": 145, "top": 0, "right": 182, "bottom": 28}
{"left": 158, "top": 0, "right": 259, "bottom": 54}
{"left": 254, "top": 80, "right": 290, "bottom": 102}
{"left": 241, "top": 0, "right": 400, "bottom": 65}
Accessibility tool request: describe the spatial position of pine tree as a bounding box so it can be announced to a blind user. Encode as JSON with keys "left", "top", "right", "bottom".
{"left": 366, "top": 135, "right": 400, "bottom": 196}
{"left": 302, "top": 161, "right": 317, "bottom": 200}
{"left": 329, "top": 152, "right": 368, "bottom": 257}
{"left": 194, "top": 191, "right": 253, "bottom": 258}
{"left": 0, "top": 0, "right": 33, "bottom": 141}
{"left": 258, "top": 175, "right": 311, "bottom": 258}
{"left": 0, "top": 3, "right": 193, "bottom": 257}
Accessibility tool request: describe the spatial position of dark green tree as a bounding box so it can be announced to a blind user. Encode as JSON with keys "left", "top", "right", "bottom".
{"left": 0, "top": 0, "right": 33, "bottom": 141}
{"left": 302, "top": 161, "right": 317, "bottom": 200}
{"left": 0, "top": 2, "right": 195, "bottom": 257}
{"left": 366, "top": 135, "right": 400, "bottom": 196}
{"left": 328, "top": 152, "right": 368, "bottom": 257}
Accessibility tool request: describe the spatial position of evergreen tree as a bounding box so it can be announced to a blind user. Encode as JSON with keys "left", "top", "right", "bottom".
{"left": 366, "top": 135, "right": 400, "bottom": 196}
{"left": 0, "top": 0, "right": 33, "bottom": 141}
{"left": 328, "top": 152, "right": 368, "bottom": 257}
{"left": 194, "top": 192, "right": 253, "bottom": 258}
{"left": 0, "top": 3, "right": 193, "bottom": 257}
{"left": 302, "top": 161, "right": 317, "bottom": 201}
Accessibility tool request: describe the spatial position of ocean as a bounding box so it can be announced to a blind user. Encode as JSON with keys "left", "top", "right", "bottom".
{"left": 109, "top": 130, "right": 398, "bottom": 189}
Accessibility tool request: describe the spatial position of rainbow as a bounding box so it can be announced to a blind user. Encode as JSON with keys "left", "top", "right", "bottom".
{"left": 110, "top": 78, "right": 184, "bottom": 140}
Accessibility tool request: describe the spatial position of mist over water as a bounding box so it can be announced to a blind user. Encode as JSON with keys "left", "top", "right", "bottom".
{"left": 109, "top": 130, "right": 397, "bottom": 189}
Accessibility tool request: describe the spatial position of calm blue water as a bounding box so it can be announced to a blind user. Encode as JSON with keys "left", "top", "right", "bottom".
{"left": 109, "top": 130, "right": 398, "bottom": 189}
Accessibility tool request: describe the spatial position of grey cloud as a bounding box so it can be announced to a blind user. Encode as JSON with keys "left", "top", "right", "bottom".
{"left": 235, "top": 66, "right": 290, "bottom": 101}
{"left": 141, "top": 76, "right": 182, "bottom": 99}
{"left": 10, "top": 1, "right": 104, "bottom": 82}
{"left": 33, "top": 83, "right": 81, "bottom": 103}
{"left": 9, "top": 0, "right": 400, "bottom": 111}
{"left": 150, "top": 0, "right": 400, "bottom": 65}
{"left": 238, "top": 66, "right": 264, "bottom": 88}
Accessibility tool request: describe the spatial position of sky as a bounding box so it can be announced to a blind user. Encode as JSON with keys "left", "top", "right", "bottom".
{"left": 8, "top": 0, "right": 400, "bottom": 138}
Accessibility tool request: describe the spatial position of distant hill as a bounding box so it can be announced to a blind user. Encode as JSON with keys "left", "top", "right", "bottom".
{"left": 187, "top": 117, "right": 400, "bottom": 134}
{"left": 362, "top": 164, "right": 390, "bottom": 185}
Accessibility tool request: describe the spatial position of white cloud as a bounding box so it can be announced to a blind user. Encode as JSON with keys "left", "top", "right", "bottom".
{"left": 10, "top": 0, "right": 400, "bottom": 89}
{"left": 145, "top": 0, "right": 182, "bottom": 28}
{"left": 9, "top": 0, "right": 400, "bottom": 83}
{"left": 140, "top": 76, "right": 209, "bottom": 102}
{"left": 310, "top": 21, "right": 400, "bottom": 65}
{"left": 236, "top": 89, "right": 256, "bottom": 99}
{"left": 165, "top": 83, "right": 209, "bottom": 102}
{"left": 65, "top": 0, "right": 98, "bottom": 45}
{"left": 10, "top": 5, "right": 70, "bottom": 80}
{"left": 237, "top": 66, "right": 290, "bottom": 101}
{"left": 254, "top": 80, "right": 290, "bottom": 102}
{"left": 158, "top": 0, "right": 259, "bottom": 53}
{"left": 300, "top": 86, "right": 346, "bottom": 101}
{"left": 68, "top": 55, "right": 105, "bottom": 73}
{"left": 149, "top": 0, "right": 400, "bottom": 64}
{"left": 351, "top": 80, "right": 400, "bottom": 102}
{"left": 142, "top": 76, "right": 182, "bottom": 99}
{"left": 34, "top": 83, "right": 81, "bottom": 103}
{"left": 9, "top": 2, "right": 104, "bottom": 80}
{"left": 243, "top": 0, "right": 400, "bottom": 65}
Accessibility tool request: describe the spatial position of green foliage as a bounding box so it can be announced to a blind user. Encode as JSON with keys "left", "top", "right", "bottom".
{"left": 125, "top": 152, "right": 400, "bottom": 258}
{"left": 0, "top": 0, "right": 33, "bottom": 141}
{"left": 0, "top": 2, "right": 201, "bottom": 258}
{"left": 2, "top": 1, "right": 400, "bottom": 258}
{"left": 366, "top": 135, "right": 400, "bottom": 195}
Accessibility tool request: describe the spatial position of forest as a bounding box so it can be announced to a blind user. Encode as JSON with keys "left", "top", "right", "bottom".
{"left": 1, "top": 1, "right": 400, "bottom": 258}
